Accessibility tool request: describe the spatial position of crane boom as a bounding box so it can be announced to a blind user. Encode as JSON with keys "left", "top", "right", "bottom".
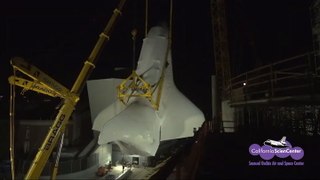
{"left": 24, "top": 0, "right": 127, "bottom": 179}
{"left": 8, "top": 76, "right": 62, "bottom": 98}
{"left": 10, "top": 57, "right": 75, "bottom": 100}
{"left": 70, "top": 0, "right": 126, "bottom": 95}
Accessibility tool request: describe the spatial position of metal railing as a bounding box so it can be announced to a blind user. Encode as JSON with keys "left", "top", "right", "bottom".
{"left": 229, "top": 51, "right": 320, "bottom": 103}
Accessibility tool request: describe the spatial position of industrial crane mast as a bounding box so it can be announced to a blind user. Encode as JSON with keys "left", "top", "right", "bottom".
{"left": 11, "top": 0, "right": 128, "bottom": 179}
{"left": 211, "top": 0, "right": 231, "bottom": 132}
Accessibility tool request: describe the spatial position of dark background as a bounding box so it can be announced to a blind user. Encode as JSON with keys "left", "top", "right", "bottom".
{"left": 0, "top": 0, "right": 215, "bottom": 120}
{"left": 0, "top": 0, "right": 314, "bottom": 162}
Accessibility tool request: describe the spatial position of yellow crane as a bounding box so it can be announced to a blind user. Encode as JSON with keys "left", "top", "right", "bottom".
{"left": 9, "top": 57, "right": 77, "bottom": 179}
{"left": 8, "top": 0, "right": 127, "bottom": 179}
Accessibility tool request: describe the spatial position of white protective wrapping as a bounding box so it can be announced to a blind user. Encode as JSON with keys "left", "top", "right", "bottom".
{"left": 89, "top": 25, "right": 205, "bottom": 156}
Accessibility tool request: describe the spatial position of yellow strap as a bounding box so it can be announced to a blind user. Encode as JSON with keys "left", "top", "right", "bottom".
{"left": 84, "top": 60, "right": 96, "bottom": 68}
{"left": 99, "top": 32, "right": 110, "bottom": 40}
{"left": 113, "top": 8, "right": 122, "bottom": 15}
{"left": 155, "top": 0, "right": 173, "bottom": 110}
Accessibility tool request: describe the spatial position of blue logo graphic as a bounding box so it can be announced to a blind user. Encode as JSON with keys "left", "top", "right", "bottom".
{"left": 249, "top": 136, "right": 304, "bottom": 160}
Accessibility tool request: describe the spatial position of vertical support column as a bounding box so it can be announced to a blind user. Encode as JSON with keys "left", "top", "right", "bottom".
{"left": 311, "top": 0, "right": 320, "bottom": 71}
{"left": 270, "top": 65, "right": 274, "bottom": 98}
{"left": 175, "top": 163, "right": 181, "bottom": 180}
{"left": 311, "top": 0, "right": 320, "bottom": 95}
{"left": 315, "top": 106, "right": 318, "bottom": 135}
{"left": 211, "top": 0, "right": 232, "bottom": 133}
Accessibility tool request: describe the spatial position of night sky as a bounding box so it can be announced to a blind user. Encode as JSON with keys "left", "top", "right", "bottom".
{"left": 0, "top": 1, "right": 316, "bottom": 173}
{"left": 0, "top": 0, "right": 314, "bottom": 122}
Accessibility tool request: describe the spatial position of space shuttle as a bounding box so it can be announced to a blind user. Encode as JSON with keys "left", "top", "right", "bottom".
{"left": 87, "top": 25, "right": 205, "bottom": 156}
{"left": 263, "top": 136, "right": 288, "bottom": 148}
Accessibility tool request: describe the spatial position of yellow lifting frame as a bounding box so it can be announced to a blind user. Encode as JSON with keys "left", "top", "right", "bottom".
{"left": 117, "top": 70, "right": 152, "bottom": 101}
{"left": 117, "top": 0, "right": 173, "bottom": 110}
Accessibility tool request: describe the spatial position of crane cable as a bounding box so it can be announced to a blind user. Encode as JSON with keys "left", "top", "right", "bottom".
{"left": 131, "top": 0, "right": 138, "bottom": 70}
{"left": 9, "top": 67, "right": 17, "bottom": 180}
{"left": 145, "top": 0, "right": 148, "bottom": 37}
{"left": 154, "top": 0, "right": 173, "bottom": 109}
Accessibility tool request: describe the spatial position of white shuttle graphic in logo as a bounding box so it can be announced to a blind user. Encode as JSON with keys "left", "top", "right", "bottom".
{"left": 263, "top": 136, "right": 288, "bottom": 148}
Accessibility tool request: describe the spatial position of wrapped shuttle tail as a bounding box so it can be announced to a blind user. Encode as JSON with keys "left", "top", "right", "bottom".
{"left": 88, "top": 25, "right": 205, "bottom": 156}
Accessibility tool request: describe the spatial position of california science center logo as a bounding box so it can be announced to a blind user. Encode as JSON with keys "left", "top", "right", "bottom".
{"left": 248, "top": 136, "right": 304, "bottom": 166}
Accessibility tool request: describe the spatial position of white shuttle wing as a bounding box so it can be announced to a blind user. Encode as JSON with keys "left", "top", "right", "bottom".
{"left": 98, "top": 99, "right": 160, "bottom": 156}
